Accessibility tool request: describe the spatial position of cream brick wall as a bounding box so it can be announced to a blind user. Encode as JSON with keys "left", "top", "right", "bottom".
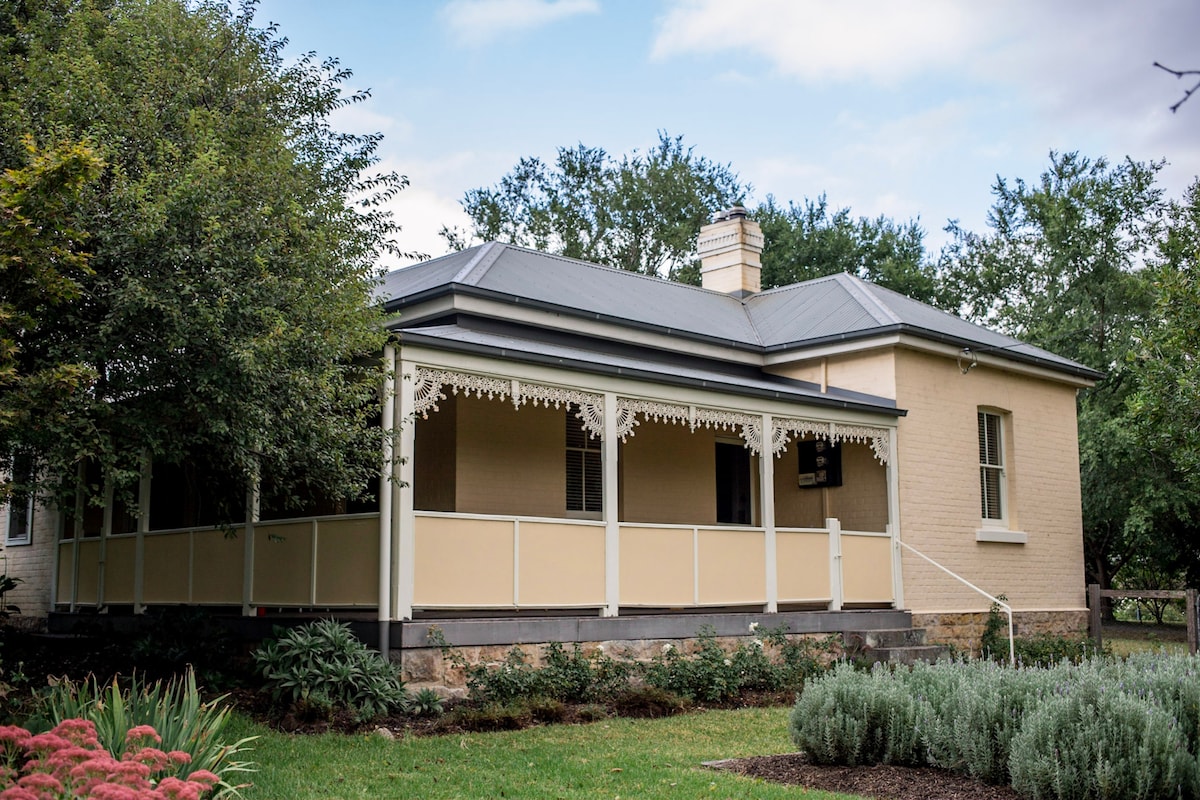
{"left": 894, "top": 349, "right": 1086, "bottom": 615}
{"left": 621, "top": 422, "right": 717, "bottom": 524}
{"left": 1, "top": 497, "right": 59, "bottom": 618}
{"left": 454, "top": 395, "right": 566, "bottom": 518}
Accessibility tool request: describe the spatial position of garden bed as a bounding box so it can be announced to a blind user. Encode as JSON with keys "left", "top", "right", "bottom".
{"left": 712, "top": 754, "right": 1021, "bottom": 800}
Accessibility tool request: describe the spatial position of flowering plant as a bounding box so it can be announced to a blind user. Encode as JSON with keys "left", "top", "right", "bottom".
{"left": 0, "top": 720, "right": 221, "bottom": 799}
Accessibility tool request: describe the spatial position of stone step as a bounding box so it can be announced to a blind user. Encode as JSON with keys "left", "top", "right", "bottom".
{"left": 843, "top": 627, "right": 929, "bottom": 651}
{"left": 841, "top": 627, "right": 951, "bottom": 666}
{"left": 863, "top": 644, "right": 952, "bottom": 666}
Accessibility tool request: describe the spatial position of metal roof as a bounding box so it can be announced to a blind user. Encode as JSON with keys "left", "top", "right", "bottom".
{"left": 382, "top": 243, "right": 1102, "bottom": 381}
{"left": 400, "top": 323, "right": 902, "bottom": 415}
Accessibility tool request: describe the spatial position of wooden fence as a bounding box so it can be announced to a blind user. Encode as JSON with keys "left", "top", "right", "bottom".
{"left": 1087, "top": 584, "right": 1198, "bottom": 655}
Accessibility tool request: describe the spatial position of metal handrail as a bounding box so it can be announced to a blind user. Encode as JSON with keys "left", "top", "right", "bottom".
{"left": 897, "top": 539, "right": 1015, "bottom": 664}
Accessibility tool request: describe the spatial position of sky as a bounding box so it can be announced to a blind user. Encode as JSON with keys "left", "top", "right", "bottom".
{"left": 251, "top": 0, "right": 1200, "bottom": 269}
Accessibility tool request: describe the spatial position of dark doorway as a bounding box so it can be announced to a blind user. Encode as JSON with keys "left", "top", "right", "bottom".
{"left": 715, "top": 441, "right": 752, "bottom": 525}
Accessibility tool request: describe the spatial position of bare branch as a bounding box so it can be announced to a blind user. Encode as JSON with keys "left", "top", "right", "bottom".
{"left": 1154, "top": 61, "right": 1200, "bottom": 113}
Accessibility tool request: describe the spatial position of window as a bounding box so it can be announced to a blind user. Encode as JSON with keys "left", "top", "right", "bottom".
{"left": 978, "top": 411, "right": 1005, "bottom": 523}
{"left": 566, "top": 408, "right": 602, "bottom": 515}
{"left": 5, "top": 453, "right": 35, "bottom": 546}
{"left": 715, "top": 441, "right": 752, "bottom": 525}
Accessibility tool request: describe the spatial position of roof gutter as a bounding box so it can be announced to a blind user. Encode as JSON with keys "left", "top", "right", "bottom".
{"left": 399, "top": 329, "right": 905, "bottom": 418}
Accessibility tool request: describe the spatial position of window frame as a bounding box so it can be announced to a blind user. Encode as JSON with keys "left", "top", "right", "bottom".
{"left": 5, "top": 454, "right": 35, "bottom": 546}
{"left": 565, "top": 407, "right": 602, "bottom": 519}
{"left": 977, "top": 409, "right": 1007, "bottom": 528}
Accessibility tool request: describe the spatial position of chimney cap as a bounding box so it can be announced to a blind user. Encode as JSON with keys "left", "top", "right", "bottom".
{"left": 711, "top": 205, "right": 749, "bottom": 223}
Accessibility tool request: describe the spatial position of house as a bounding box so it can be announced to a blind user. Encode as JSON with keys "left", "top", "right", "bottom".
{"left": 1, "top": 209, "right": 1100, "bottom": 671}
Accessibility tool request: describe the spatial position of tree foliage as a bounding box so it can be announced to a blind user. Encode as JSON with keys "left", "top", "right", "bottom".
{"left": 940, "top": 152, "right": 1200, "bottom": 593}
{"left": 0, "top": 138, "right": 103, "bottom": 502}
{"left": 1128, "top": 179, "right": 1200, "bottom": 582}
{"left": 754, "top": 195, "right": 946, "bottom": 305}
{"left": 442, "top": 132, "right": 745, "bottom": 282}
{"left": 0, "top": 0, "right": 404, "bottom": 517}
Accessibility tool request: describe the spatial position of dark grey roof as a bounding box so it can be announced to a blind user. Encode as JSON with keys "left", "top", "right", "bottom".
{"left": 382, "top": 242, "right": 1102, "bottom": 381}
{"left": 400, "top": 323, "right": 901, "bottom": 415}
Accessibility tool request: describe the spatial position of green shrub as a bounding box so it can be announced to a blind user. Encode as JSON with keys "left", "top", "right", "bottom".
{"left": 790, "top": 662, "right": 923, "bottom": 766}
{"left": 792, "top": 654, "right": 1200, "bottom": 798}
{"left": 446, "top": 701, "right": 533, "bottom": 732}
{"left": 1009, "top": 678, "right": 1199, "bottom": 799}
{"left": 463, "top": 646, "right": 540, "bottom": 705}
{"left": 37, "top": 667, "right": 256, "bottom": 798}
{"left": 609, "top": 685, "right": 691, "bottom": 718}
{"left": 535, "top": 643, "right": 602, "bottom": 702}
{"left": 644, "top": 628, "right": 745, "bottom": 702}
{"left": 1018, "top": 633, "right": 1107, "bottom": 664}
{"left": 411, "top": 688, "right": 445, "bottom": 717}
{"left": 252, "top": 619, "right": 409, "bottom": 722}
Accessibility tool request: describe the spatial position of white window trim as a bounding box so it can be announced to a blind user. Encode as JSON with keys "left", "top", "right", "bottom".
{"left": 5, "top": 491, "right": 34, "bottom": 546}
{"left": 978, "top": 410, "right": 1007, "bottom": 528}
{"left": 566, "top": 407, "right": 602, "bottom": 518}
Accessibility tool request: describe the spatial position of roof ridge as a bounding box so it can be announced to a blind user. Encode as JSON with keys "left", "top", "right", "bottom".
{"left": 451, "top": 241, "right": 505, "bottom": 285}
{"left": 837, "top": 273, "right": 903, "bottom": 326}
{"left": 489, "top": 241, "right": 756, "bottom": 300}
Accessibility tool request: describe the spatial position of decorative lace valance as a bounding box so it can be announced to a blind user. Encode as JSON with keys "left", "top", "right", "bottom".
{"left": 410, "top": 367, "right": 605, "bottom": 438}
{"left": 409, "top": 367, "right": 890, "bottom": 463}
{"left": 774, "top": 418, "right": 891, "bottom": 464}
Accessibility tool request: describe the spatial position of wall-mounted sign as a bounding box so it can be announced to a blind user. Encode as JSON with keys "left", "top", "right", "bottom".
{"left": 798, "top": 439, "right": 842, "bottom": 488}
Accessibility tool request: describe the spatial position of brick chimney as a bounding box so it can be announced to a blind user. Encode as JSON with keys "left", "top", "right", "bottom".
{"left": 698, "top": 206, "right": 763, "bottom": 297}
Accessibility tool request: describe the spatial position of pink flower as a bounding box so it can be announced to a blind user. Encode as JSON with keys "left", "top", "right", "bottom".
{"left": 14, "top": 771, "right": 64, "bottom": 793}
{"left": 166, "top": 751, "right": 192, "bottom": 767}
{"left": 183, "top": 769, "right": 219, "bottom": 788}
{"left": 49, "top": 719, "right": 99, "bottom": 748}
{"left": 0, "top": 787, "right": 40, "bottom": 800}
{"left": 124, "top": 726, "right": 162, "bottom": 746}
{"left": 157, "top": 776, "right": 203, "bottom": 800}
{"left": 0, "top": 727, "right": 32, "bottom": 751}
{"left": 126, "top": 746, "right": 169, "bottom": 773}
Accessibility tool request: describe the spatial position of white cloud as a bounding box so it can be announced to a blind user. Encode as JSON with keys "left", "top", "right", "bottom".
{"left": 442, "top": 0, "right": 600, "bottom": 47}
{"left": 651, "top": 0, "right": 984, "bottom": 85}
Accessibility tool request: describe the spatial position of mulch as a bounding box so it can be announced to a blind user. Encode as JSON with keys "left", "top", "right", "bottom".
{"left": 708, "top": 753, "right": 1022, "bottom": 800}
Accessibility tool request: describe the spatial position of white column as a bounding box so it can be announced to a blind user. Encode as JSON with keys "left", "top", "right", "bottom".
{"left": 761, "top": 414, "right": 778, "bottom": 613}
{"left": 828, "top": 517, "right": 843, "bottom": 611}
{"left": 378, "top": 345, "right": 397, "bottom": 644}
{"left": 887, "top": 426, "right": 904, "bottom": 609}
{"left": 242, "top": 462, "right": 260, "bottom": 617}
{"left": 97, "top": 475, "right": 113, "bottom": 611}
{"left": 395, "top": 355, "right": 417, "bottom": 621}
{"left": 602, "top": 391, "right": 619, "bottom": 617}
{"left": 134, "top": 452, "right": 150, "bottom": 614}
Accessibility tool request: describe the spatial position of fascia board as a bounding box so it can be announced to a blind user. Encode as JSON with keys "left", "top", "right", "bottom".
{"left": 764, "top": 330, "right": 1099, "bottom": 387}
{"left": 396, "top": 339, "right": 902, "bottom": 423}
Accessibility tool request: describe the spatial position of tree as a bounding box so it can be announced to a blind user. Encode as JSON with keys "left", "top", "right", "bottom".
{"left": 0, "top": 0, "right": 406, "bottom": 518}
{"left": 0, "top": 138, "right": 103, "bottom": 503}
{"left": 442, "top": 132, "right": 745, "bottom": 282}
{"left": 939, "top": 152, "right": 1199, "bottom": 598}
{"left": 1129, "top": 178, "right": 1200, "bottom": 583}
{"left": 754, "top": 195, "right": 947, "bottom": 306}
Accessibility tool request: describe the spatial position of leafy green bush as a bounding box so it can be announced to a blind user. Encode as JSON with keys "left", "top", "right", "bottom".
{"left": 411, "top": 688, "right": 445, "bottom": 717}
{"left": 644, "top": 630, "right": 744, "bottom": 702}
{"left": 37, "top": 667, "right": 255, "bottom": 798}
{"left": 792, "top": 654, "right": 1200, "bottom": 798}
{"left": 1009, "top": 679, "right": 1198, "bottom": 799}
{"left": 462, "top": 646, "right": 540, "bottom": 705}
{"left": 445, "top": 702, "right": 533, "bottom": 732}
{"left": 609, "top": 685, "right": 691, "bottom": 718}
{"left": 790, "top": 662, "right": 924, "bottom": 766}
{"left": 1014, "top": 633, "right": 1106, "bottom": 665}
{"left": 252, "top": 619, "right": 410, "bottom": 722}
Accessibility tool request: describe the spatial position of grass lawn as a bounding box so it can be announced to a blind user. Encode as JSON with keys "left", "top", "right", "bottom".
{"left": 226, "top": 706, "right": 863, "bottom": 800}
